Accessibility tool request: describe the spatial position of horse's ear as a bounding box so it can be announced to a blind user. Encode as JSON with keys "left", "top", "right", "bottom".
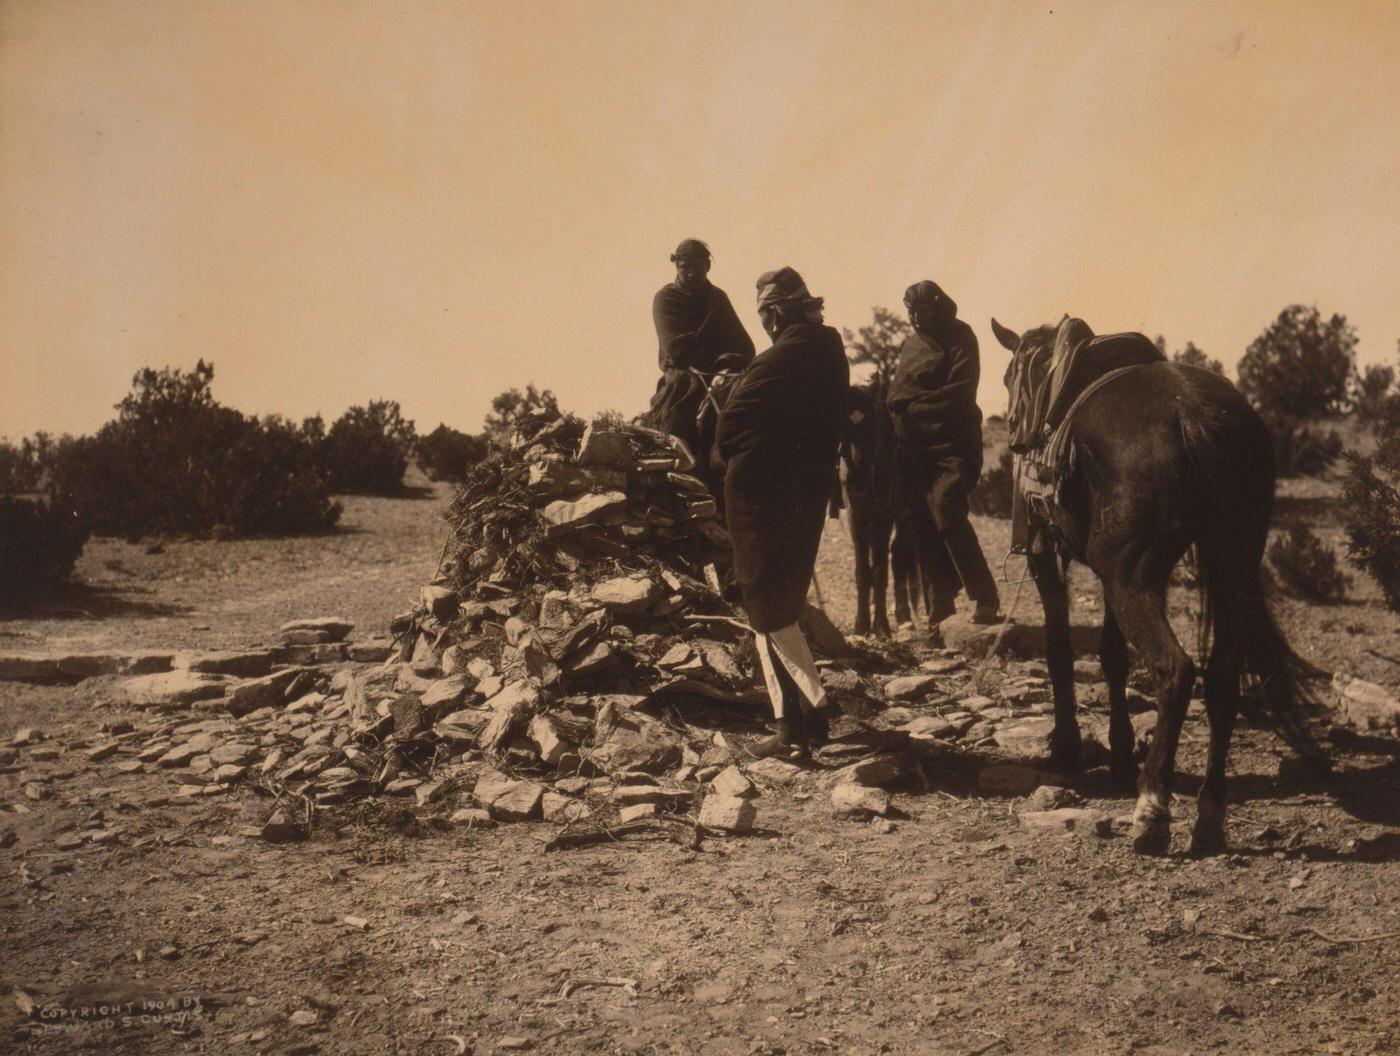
{"left": 991, "top": 318, "right": 1020, "bottom": 352}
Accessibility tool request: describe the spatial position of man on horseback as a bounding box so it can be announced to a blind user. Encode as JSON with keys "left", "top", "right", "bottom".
{"left": 646, "top": 239, "right": 755, "bottom": 474}
{"left": 717, "top": 266, "right": 849, "bottom": 758}
{"left": 887, "top": 280, "right": 1002, "bottom": 626}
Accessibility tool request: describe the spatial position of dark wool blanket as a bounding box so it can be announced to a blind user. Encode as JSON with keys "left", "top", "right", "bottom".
{"left": 717, "top": 323, "right": 849, "bottom": 632}
{"left": 887, "top": 321, "right": 985, "bottom": 471}
{"left": 647, "top": 281, "right": 756, "bottom": 440}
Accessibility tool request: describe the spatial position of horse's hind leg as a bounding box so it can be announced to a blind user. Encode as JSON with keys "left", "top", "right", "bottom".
{"left": 1191, "top": 620, "right": 1240, "bottom": 856}
{"left": 1100, "top": 608, "right": 1137, "bottom": 788}
{"left": 1108, "top": 583, "right": 1196, "bottom": 855}
{"left": 891, "top": 526, "right": 913, "bottom": 626}
{"left": 871, "top": 512, "right": 893, "bottom": 636}
{"left": 1031, "top": 550, "right": 1080, "bottom": 773}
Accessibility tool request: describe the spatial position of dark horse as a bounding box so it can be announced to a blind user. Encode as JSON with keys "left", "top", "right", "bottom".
{"left": 992, "top": 317, "right": 1322, "bottom": 856}
{"left": 840, "top": 380, "right": 898, "bottom": 635}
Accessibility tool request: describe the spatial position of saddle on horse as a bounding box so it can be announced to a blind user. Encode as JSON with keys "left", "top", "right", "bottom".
{"left": 1013, "top": 318, "right": 1164, "bottom": 551}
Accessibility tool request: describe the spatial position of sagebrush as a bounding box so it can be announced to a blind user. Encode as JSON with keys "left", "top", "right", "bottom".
{"left": 416, "top": 424, "right": 490, "bottom": 483}
{"left": 970, "top": 449, "right": 1014, "bottom": 519}
{"left": 1267, "top": 524, "right": 1350, "bottom": 603}
{"left": 319, "top": 400, "right": 417, "bottom": 495}
{"left": 47, "top": 362, "right": 341, "bottom": 540}
{"left": 0, "top": 495, "right": 89, "bottom": 601}
{"left": 1342, "top": 394, "right": 1400, "bottom": 611}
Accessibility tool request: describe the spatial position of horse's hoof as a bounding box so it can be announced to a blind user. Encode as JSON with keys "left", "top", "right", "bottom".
{"left": 1048, "top": 732, "right": 1082, "bottom": 775}
{"left": 1188, "top": 823, "right": 1227, "bottom": 858}
{"left": 1131, "top": 820, "right": 1172, "bottom": 856}
{"left": 1109, "top": 760, "right": 1139, "bottom": 791}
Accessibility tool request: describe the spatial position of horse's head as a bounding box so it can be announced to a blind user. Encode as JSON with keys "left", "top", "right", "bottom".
{"left": 993, "top": 317, "right": 1059, "bottom": 453}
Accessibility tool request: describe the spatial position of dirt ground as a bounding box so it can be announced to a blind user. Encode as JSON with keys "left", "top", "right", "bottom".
{"left": 3, "top": 468, "right": 1399, "bottom": 1056}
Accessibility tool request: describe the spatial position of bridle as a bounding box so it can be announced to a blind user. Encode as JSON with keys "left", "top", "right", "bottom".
{"left": 1004, "top": 336, "right": 1054, "bottom": 454}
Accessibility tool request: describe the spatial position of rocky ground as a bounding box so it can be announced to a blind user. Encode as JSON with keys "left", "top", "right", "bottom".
{"left": 3, "top": 466, "right": 1399, "bottom": 1056}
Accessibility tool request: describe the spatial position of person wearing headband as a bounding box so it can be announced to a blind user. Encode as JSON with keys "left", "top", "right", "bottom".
{"left": 716, "top": 267, "right": 849, "bottom": 758}
{"left": 886, "top": 280, "right": 1002, "bottom": 628}
{"left": 646, "top": 238, "right": 755, "bottom": 478}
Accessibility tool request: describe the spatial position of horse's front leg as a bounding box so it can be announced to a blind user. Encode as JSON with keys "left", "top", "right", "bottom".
{"left": 1030, "top": 550, "right": 1080, "bottom": 773}
{"left": 850, "top": 512, "right": 872, "bottom": 636}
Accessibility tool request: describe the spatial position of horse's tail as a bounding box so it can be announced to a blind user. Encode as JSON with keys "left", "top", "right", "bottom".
{"left": 1180, "top": 399, "right": 1330, "bottom": 770}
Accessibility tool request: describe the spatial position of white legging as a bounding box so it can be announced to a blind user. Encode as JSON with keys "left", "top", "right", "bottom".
{"left": 754, "top": 622, "right": 827, "bottom": 719}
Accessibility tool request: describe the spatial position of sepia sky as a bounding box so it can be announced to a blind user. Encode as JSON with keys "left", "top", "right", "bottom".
{"left": 2, "top": 0, "right": 1398, "bottom": 439}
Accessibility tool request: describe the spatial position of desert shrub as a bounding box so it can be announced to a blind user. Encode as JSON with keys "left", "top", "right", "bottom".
{"left": 484, "top": 385, "right": 559, "bottom": 442}
{"left": 321, "top": 400, "right": 416, "bottom": 494}
{"left": 1237, "top": 305, "right": 1356, "bottom": 422}
{"left": 1267, "top": 524, "right": 1350, "bottom": 603}
{"left": 0, "top": 433, "right": 65, "bottom": 494}
{"left": 1272, "top": 424, "right": 1344, "bottom": 478}
{"left": 416, "top": 424, "right": 490, "bottom": 483}
{"left": 47, "top": 362, "right": 340, "bottom": 540}
{"left": 1342, "top": 394, "right": 1400, "bottom": 610}
{"left": 970, "top": 449, "right": 1014, "bottom": 518}
{"left": 0, "top": 495, "right": 88, "bottom": 600}
{"left": 1352, "top": 363, "right": 1396, "bottom": 422}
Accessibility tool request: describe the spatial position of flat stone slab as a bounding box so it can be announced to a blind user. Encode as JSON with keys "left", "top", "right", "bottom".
{"left": 992, "top": 717, "right": 1057, "bottom": 759}
{"left": 1019, "top": 807, "right": 1112, "bottom": 838}
{"left": 126, "top": 671, "right": 231, "bottom": 708}
{"left": 0, "top": 651, "right": 176, "bottom": 683}
{"left": 280, "top": 617, "right": 355, "bottom": 642}
{"left": 173, "top": 650, "right": 276, "bottom": 679}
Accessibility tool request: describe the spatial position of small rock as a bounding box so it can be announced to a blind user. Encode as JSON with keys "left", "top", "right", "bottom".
{"left": 576, "top": 420, "right": 633, "bottom": 466}
{"left": 992, "top": 717, "right": 1057, "bottom": 759}
{"left": 619, "top": 802, "right": 657, "bottom": 824}
{"left": 421, "top": 585, "right": 459, "bottom": 621}
{"left": 528, "top": 715, "right": 571, "bottom": 766}
{"left": 709, "top": 766, "right": 756, "bottom": 799}
{"left": 832, "top": 755, "right": 907, "bottom": 789}
{"left": 496, "top": 1037, "right": 532, "bottom": 1052}
{"left": 260, "top": 809, "right": 306, "bottom": 843}
{"left": 884, "top": 674, "right": 939, "bottom": 701}
{"left": 290, "top": 1009, "right": 319, "bottom": 1027}
{"left": 1024, "top": 785, "right": 1083, "bottom": 811}
{"left": 449, "top": 807, "right": 495, "bottom": 827}
{"left": 85, "top": 743, "right": 120, "bottom": 763}
{"left": 904, "top": 716, "right": 955, "bottom": 740}
{"left": 541, "top": 492, "right": 628, "bottom": 535}
{"left": 697, "top": 794, "right": 756, "bottom": 833}
{"left": 831, "top": 782, "right": 891, "bottom": 816}
{"left": 225, "top": 669, "right": 300, "bottom": 718}
{"left": 1334, "top": 673, "right": 1400, "bottom": 730}
{"left": 870, "top": 816, "right": 896, "bottom": 834}
{"left": 591, "top": 575, "right": 663, "bottom": 615}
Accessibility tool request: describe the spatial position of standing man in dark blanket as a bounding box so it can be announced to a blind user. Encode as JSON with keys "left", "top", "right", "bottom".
{"left": 888, "top": 280, "right": 1002, "bottom": 627}
{"left": 717, "top": 267, "right": 849, "bottom": 757}
{"left": 647, "top": 239, "right": 755, "bottom": 473}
